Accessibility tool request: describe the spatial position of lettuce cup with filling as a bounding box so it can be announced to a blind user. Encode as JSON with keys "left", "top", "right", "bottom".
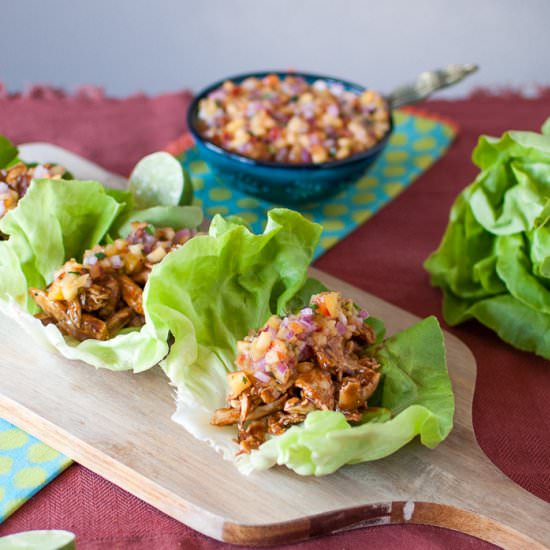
{"left": 146, "top": 209, "right": 454, "bottom": 475}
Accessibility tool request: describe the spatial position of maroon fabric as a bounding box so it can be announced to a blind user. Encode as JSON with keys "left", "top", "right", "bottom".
{"left": 0, "top": 90, "right": 548, "bottom": 549}
{"left": 0, "top": 87, "right": 193, "bottom": 176}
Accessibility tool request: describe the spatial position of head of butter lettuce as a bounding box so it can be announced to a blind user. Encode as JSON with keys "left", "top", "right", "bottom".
{"left": 425, "top": 118, "right": 550, "bottom": 359}
{"left": 146, "top": 210, "right": 454, "bottom": 476}
{"left": 0, "top": 178, "right": 201, "bottom": 371}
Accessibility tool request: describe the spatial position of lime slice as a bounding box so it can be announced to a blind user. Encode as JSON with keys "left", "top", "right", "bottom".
{"left": 180, "top": 166, "right": 193, "bottom": 206}
{"left": 129, "top": 152, "right": 193, "bottom": 208}
{"left": 0, "top": 530, "right": 76, "bottom": 550}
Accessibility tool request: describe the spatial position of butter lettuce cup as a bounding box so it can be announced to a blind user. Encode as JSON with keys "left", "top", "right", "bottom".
{"left": 148, "top": 208, "right": 454, "bottom": 475}
{"left": 0, "top": 165, "right": 202, "bottom": 371}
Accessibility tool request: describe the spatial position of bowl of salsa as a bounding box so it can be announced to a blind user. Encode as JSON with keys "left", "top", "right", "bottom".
{"left": 187, "top": 71, "right": 393, "bottom": 205}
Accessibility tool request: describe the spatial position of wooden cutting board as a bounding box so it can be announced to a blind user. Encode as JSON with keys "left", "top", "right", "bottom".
{"left": 1, "top": 145, "right": 548, "bottom": 548}
{"left": 0, "top": 268, "right": 548, "bottom": 548}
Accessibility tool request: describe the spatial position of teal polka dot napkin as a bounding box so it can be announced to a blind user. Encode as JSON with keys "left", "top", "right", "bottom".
{"left": 0, "top": 421, "right": 71, "bottom": 522}
{"left": 182, "top": 108, "right": 457, "bottom": 259}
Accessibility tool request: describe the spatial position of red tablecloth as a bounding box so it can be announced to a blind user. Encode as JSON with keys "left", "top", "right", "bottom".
{"left": 0, "top": 88, "right": 548, "bottom": 549}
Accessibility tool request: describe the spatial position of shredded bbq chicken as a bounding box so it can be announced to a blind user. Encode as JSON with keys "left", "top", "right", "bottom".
{"left": 30, "top": 222, "right": 196, "bottom": 341}
{"left": 211, "top": 291, "right": 381, "bottom": 453}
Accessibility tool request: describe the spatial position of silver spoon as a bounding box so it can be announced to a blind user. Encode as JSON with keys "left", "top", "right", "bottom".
{"left": 387, "top": 64, "right": 479, "bottom": 108}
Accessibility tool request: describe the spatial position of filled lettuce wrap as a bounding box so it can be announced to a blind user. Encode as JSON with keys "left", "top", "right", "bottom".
{"left": 147, "top": 209, "right": 454, "bottom": 475}
{"left": 0, "top": 135, "right": 72, "bottom": 227}
{"left": 0, "top": 177, "right": 201, "bottom": 371}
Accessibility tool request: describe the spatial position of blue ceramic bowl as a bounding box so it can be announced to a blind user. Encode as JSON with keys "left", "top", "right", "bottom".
{"left": 187, "top": 71, "right": 393, "bottom": 205}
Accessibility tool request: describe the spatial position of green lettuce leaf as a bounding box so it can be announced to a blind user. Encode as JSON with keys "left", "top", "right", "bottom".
{"left": 424, "top": 194, "right": 502, "bottom": 300}
{"left": 426, "top": 122, "right": 550, "bottom": 359}
{"left": 0, "top": 179, "right": 169, "bottom": 371}
{"left": 529, "top": 225, "right": 550, "bottom": 278}
{"left": 468, "top": 133, "right": 550, "bottom": 235}
{"left": 0, "top": 179, "right": 124, "bottom": 309}
{"left": 114, "top": 205, "right": 203, "bottom": 238}
{"left": 149, "top": 208, "right": 322, "bottom": 388}
{"left": 150, "top": 210, "right": 452, "bottom": 475}
{"left": 496, "top": 234, "right": 550, "bottom": 314}
{"left": 468, "top": 294, "right": 550, "bottom": 357}
{"left": 0, "top": 136, "right": 18, "bottom": 168}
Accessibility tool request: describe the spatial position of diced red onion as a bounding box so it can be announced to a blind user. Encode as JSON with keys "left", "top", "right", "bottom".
{"left": 327, "top": 104, "right": 339, "bottom": 117}
{"left": 330, "top": 83, "right": 344, "bottom": 97}
{"left": 358, "top": 309, "right": 369, "bottom": 320}
{"left": 142, "top": 234, "right": 157, "bottom": 253}
{"left": 276, "top": 363, "right": 288, "bottom": 375}
{"left": 336, "top": 321, "right": 346, "bottom": 335}
{"left": 174, "top": 228, "right": 191, "bottom": 242}
{"left": 83, "top": 255, "right": 98, "bottom": 266}
{"left": 0, "top": 182, "right": 9, "bottom": 193}
{"left": 297, "top": 317, "right": 316, "bottom": 332}
{"left": 255, "top": 358, "right": 267, "bottom": 371}
{"left": 300, "top": 307, "right": 314, "bottom": 318}
{"left": 275, "top": 148, "right": 288, "bottom": 162}
{"left": 338, "top": 311, "right": 348, "bottom": 325}
{"left": 300, "top": 150, "right": 312, "bottom": 163}
{"left": 110, "top": 254, "right": 123, "bottom": 269}
{"left": 209, "top": 89, "right": 226, "bottom": 101}
{"left": 32, "top": 164, "right": 50, "bottom": 178}
{"left": 254, "top": 371, "right": 270, "bottom": 383}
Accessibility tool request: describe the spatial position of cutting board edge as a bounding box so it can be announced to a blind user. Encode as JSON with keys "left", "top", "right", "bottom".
{"left": 221, "top": 499, "right": 549, "bottom": 548}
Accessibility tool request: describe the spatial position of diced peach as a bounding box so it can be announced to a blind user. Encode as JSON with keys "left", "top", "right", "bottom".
{"left": 266, "top": 315, "right": 281, "bottom": 331}
{"left": 265, "top": 349, "right": 279, "bottom": 365}
{"left": 47, "top": 281, "right": 64, "bottom": 301}
{"left": 59, "top": 273, "right": 90, "bottom": 301}
{"left": 227, "top": 371, "right": 251, "bottom": 398}
{"left": 104, "top": 244, "right": 118, "bottom": 257}
{"left": 255, "top": 330, "right": 272, "bottom": 353}
{"left": 237, "top": 341, "right": 250, "bottom": 354}
{"left": 146, "top": 246, "right": 167, "bottom": 264}
{"left": 123, "top": 252, "right": 143, "bottom": 274}
{"left": 114, "top": 239, "right": 127, "bottom": 252}
{"left": 323, "top": 292, "right": 340, "bottom": 317}
{"left": 264, "top": 74, "right": 279, "bottom": 87}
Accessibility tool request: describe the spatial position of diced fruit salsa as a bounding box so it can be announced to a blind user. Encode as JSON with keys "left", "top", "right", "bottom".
{"left": 197, "top": 74, "right": 390, "bottom": 164}
{"left": 31, "top": 223, "right": 197, "bottom": 341}
{"left": 212, "top": 291, "right": 381, "bottom": 453}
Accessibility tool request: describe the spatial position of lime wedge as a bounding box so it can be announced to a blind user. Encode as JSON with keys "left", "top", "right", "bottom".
{"left": 180, "top": 165, "right": 193, "bottom": 206}
{"left": 129, "top": 152, "right": 193, "bottom": 208}
{"left": 0, "top": 530, "right": 76, "bottom": 550}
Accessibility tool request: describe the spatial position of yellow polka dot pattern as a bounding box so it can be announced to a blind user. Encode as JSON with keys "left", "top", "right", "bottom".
{"left": 0, "top": 420, "right": 71, "bottom": 521}
{"left": 183, "top": 108, "right": 456, "bottom": 258}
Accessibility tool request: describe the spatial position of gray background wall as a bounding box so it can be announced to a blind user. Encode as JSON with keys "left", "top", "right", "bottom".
{"left": 3, "top": 0, "right": 549, "bottom": 97}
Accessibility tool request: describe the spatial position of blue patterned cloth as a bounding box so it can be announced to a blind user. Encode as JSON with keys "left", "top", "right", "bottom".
{"left": 0, "top": 419, "right": 71, "bottom": 522}
{"left": 182, "top": 109, "right": 456, "bottom": 259}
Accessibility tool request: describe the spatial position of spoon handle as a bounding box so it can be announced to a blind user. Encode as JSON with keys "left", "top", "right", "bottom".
{"left": 387, "top": 64, "right": 479, "bottom": 108}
